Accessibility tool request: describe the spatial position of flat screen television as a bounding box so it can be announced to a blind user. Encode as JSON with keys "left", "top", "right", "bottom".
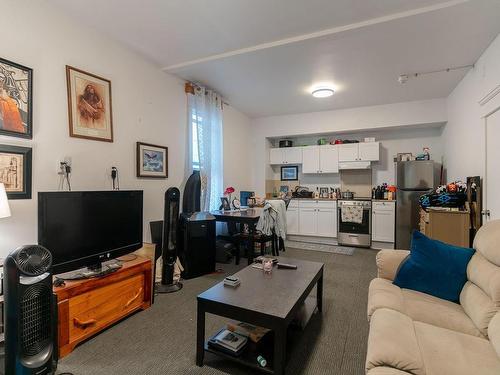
{"left": 38, "top": 190, "right": 143, "bottom": 274}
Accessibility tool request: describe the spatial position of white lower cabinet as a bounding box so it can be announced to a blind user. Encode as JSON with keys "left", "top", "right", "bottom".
{"left": 372, "top": 201, "right": 396, "bottom": 242}
{"left": 286, "top": 200, "right": 337, "bottom": 237}
{"left": 286, "top": 206, "right": 299, "bottom": 235}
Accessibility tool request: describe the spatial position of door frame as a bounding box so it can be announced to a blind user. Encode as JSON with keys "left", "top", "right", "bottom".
{"left": 479, "top": 83, "right": 500, "bottom": 221}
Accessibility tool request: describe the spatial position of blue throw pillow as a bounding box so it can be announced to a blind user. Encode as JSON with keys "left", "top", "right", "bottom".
{"left": 393, "top": 230, "right": 475, "bottom": 303}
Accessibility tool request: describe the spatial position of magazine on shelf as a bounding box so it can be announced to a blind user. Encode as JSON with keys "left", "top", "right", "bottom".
{"left": 227, "top": 321, "right": 271, "bottom": 343}
{"left": 210, "top": 329, "right": 248, "bottom": 352}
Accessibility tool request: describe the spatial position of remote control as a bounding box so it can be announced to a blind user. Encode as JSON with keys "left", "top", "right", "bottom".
{"left": 277, "top": 263, "right": 297, "bottom": 269}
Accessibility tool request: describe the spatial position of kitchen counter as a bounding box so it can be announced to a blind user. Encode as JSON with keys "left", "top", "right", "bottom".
{"left": 291, "top": 197, "right": 337, "bottom": 201}
{"left": 290, "top": 197, "right": 396, "bottom": 202}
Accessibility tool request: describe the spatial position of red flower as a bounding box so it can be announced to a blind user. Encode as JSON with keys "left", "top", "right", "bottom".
{"left": 224, "top": 186, "right": 235, "bottom": 195}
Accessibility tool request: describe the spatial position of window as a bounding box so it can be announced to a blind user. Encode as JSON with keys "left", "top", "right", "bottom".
{"left": 191, "top": 110, "right": 201, "bottom": 170}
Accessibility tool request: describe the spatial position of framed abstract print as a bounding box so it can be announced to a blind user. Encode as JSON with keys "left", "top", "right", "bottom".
{"left": 136, "top": 142, "right": 168, "bottom": 178}
{"left": 66, "top": 66, "right": 113, "bottom": 142}
{"left": 0, "top": 144, "right": 32, "bottom": 199}
{"left": 0, "top": 57, "right": 33, "bottom": 139}
{"left": 281, "top": 166, "right": 298, "bottom": 181}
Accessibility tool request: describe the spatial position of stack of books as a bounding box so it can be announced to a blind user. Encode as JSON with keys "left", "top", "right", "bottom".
{"left": 208, "top": 329, "right": 248, "bottom": 357}
{"left": 227, "top": 321, "right": 270, "bottom": 343}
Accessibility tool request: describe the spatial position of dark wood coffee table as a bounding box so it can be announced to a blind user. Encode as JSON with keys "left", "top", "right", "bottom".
{"left": 196, "top": 257, "right": 324, "bottom": 375}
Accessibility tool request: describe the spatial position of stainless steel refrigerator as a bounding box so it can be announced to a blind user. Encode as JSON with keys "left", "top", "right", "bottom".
{"left": 395, "top": 161, "right": 438, "bottom": 249}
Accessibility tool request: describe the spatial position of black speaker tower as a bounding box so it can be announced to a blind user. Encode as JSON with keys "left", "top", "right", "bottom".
{"left": 156, "top": 187, "right": 183, "bottom": 293}
{"left": 3, "top": 245, "right": 58, "bottom": 375}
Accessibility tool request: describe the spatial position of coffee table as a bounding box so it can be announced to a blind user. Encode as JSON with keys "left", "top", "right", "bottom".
{"left": 196, "top": 257, "right": 324, "bottom": 375}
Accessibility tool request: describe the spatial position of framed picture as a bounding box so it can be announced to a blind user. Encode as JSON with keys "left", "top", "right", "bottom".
{"left": 281, "top": 166, "right": 298, "bottom": 181}
{"left": 279, "top": 185, "right": 289, "bottom": 194}
{"left": 220, "top": 197, "right": 231, "bottom": 211}
{"left": 66, "top": 65, "right": 113, "bottom": 142}
{"left": 320, "top": 187, "right": 329, "bottom": 198}
{"left": 136, "top": 142, "right": 168, "bottom": 178}
{"left": 0, "top": 144, "right": 32, "bottom": 199}
{"left": 0, "top": 57, "right": 33, "bottom": 139}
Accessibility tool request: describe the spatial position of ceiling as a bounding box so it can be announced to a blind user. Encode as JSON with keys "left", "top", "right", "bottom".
{"left": 52, "top": 0, "right": 500, "bottom": 118}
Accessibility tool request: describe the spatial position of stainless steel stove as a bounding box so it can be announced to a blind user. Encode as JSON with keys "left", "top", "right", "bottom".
{"left": 337, "top": 199, "right": 372, "bottom": 248}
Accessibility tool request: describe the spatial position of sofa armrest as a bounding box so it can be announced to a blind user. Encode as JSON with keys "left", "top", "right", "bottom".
{"left": 376, "top": 249, "right": 410, "bottom": 281}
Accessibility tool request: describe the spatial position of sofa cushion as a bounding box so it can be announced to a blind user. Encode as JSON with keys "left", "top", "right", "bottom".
{"left": 367, "top": 367, "right": 413, "bottom": 375}
{"left": 489, "top": 312, "right": 500, "bottom": 358}
{"left": 367, "top": 308, "right": 500, "bottom": 375}
{"left": 414, "top": 320, "right": 500, "bottom": 375}
{"left": 393, "top": 231, "right": 474, "bottom": 302}
{"left": 474, "top": 219, "right": 500, "bottom": 267}
{"left": 460, "top": 281, "right": 498, "bottom": 337}
{"left": 368, "top": 278, "right": 483, "bottom": 337}
{"left": 366, "top": 308, "right": 425, "bottom": 375}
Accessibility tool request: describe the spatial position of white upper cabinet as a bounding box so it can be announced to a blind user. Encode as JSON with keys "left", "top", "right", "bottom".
{"left": 283, "top": 147, "right": 302, "bottom": 164}
{"left": 319, "top": 145, "right": 339, "bottom": 173}
{"left": 302, "top": 145, "right": 338, "bottom": 174}
{"left": 269, "top": 147, "right": 303, "bottom": 164}
{"left": 338, "top": 143, "right": 359, "bottom": 162}
{"left": 338, "top": 142, "right": 379, "bottom": 162}
{"left": 358, "top": 142, "right": 380, "bottom": 161}
{"left": 302, "top": 146, "right": 320, "bottom": 173}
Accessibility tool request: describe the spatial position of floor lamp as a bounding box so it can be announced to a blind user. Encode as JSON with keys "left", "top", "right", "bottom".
{"left": 0, "top": 183, "right": 11, "bottom": 219}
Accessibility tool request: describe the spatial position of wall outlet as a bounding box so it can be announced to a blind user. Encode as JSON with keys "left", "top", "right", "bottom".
{"left": 58, "top": 157, "right": 72, "bottom": 174}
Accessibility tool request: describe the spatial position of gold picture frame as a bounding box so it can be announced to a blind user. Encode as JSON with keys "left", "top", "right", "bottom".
{"left": 66, "top": 65, "right": 113, "bottom": 142}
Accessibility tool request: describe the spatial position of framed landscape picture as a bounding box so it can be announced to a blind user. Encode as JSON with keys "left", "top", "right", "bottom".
{"left": 281, "top": 166, "right": 298, "bottom": 181}
{"left": 0, "top": 144, "right": 32, "bottom": 199}
{"left": 66, "top": 65, "right": 113, "bottom": 142}
{"left": 0, "top": 57, "right": 33, "bottom": 139}
{"left": 136, "top": 142, "right": 168, "bottom": 178}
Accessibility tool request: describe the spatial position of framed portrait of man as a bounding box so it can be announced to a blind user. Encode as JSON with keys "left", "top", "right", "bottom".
{"left": 0, "top": 144, "right": 32, "bottom": 199}
{"left": 0, "top": 57, "right": 33, "bottom": 139}
{"left": 66, "top": 66, "right": 113, "bottom": 142}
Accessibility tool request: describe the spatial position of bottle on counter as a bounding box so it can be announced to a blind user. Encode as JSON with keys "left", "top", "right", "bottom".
{"left": 314, "top": 187, "right": 320, "bottom": 199}
{"left": 372, "top": 188, "right": 376, "bottom": 199}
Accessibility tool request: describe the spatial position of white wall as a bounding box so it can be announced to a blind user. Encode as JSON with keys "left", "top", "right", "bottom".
{"left": 444, "top": 34, "right": 500, "bottom": 181}
{"left": 0, "top": 0, "right": 252, "bottom": 256}
{"left": 223, "top": 106, "right": 254, "bottom": 199}
{"left": 252, "top": 99, "right": 447, "bottom": 195}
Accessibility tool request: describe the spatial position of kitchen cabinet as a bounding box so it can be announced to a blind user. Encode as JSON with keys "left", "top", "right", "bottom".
{"left": 338, "top": 142, "right": 380, "bottom": 162}
{"left": 286, "top": 203, "right": 299, "bottom": 235}
{"left": 301, "top": 145, "right": 339, "bottom": 174}
{"left": 287, "top": 200, "right": 337, "bottom": 237}
{"left": 372, "top": 201, "right": 395, "bottom": 242}
{"left": 358, "top": 142, "right": 380, "bottom": 161}
{"left": 269, "top": 147, "right": 302, "bottom": 165}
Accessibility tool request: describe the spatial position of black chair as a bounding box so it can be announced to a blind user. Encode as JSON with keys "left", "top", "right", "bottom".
{"left": 149, "top": 220, "right": 164, "bottom": 303}
{"left": 233, "top": 229, "right": 277, "bottom": 265}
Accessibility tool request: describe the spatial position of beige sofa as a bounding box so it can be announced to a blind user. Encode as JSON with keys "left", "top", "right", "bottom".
{"left": 366, "top": 220, "right": 500, "bottom": 375}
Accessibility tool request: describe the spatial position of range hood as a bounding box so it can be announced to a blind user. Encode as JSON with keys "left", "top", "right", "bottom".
{"left": 338, "top": 161, "right": 371, "bottom": 170}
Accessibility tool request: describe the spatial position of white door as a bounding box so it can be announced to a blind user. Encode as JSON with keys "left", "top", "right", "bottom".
{"left": 302, "top": 146, "right": 320, "bottom": 173}
{"left": 269, "top": 148, "right": 284, "bottom": 164}
{"left": 317, "top": 209, "right": 335, "bottom": 237}
{"left": 338, "top": 144, "right": 359, "bottom": 161}
{"left": 486, "top": 109, "right": 500, "bottom": 220}
{"left": 319, "top": 146, "right": 339, "bottom": 173}
{"left": 358, "top": 142, "right": 380, "bottom": 161}
{"left": 299, "top": 208, "right": 317, "bottom": 235}
{"left": 283, "top": 147, "right": 303, "bottom": 164}
{"left": 286, "top": 208, "right": 299, "bottom": 235}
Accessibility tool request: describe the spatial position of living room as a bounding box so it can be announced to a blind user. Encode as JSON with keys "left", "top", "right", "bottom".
{"left": 1, "top": 1, "right": 500, "bottom": 374}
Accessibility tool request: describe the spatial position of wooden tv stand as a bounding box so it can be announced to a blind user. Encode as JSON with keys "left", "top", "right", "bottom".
{"left": 53, "top": 255, "right": 153, "bottom": 358}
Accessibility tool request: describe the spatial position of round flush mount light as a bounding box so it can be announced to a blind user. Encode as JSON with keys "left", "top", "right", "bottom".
{"left": 312, "top": 87, "right": 335, "bottom": 98}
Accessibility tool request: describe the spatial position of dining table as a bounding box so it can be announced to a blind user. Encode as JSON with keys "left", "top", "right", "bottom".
{"left": 210, "top": 207, "right": 263, "bottom": 264}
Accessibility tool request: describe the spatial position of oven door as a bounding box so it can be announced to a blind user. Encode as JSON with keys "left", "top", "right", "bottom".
{"left": 338, "top": 207, "right": 371, "bottom": 235}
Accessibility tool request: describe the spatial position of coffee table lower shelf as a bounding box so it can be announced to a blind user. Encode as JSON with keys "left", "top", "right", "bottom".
{"left": 204, "top": 341, "right": 275, "bottom": 374}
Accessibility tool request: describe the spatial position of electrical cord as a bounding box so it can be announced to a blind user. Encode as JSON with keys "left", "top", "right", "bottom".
{"left": 111, "top": 167, "right": 120, "bottom": 190}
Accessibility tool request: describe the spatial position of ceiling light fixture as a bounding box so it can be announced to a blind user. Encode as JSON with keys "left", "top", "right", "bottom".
{"left": 312, "top": 87, "right": 334, "bottom": 98}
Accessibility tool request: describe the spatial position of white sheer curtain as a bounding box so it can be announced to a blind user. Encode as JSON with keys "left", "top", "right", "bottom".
{"left": 187, "top": 85, "right": 223, "bottom": 211}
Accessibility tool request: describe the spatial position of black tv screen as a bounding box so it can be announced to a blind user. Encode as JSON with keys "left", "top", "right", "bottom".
{"left": 38, "top": 191, "right": 143, "bottom": 274}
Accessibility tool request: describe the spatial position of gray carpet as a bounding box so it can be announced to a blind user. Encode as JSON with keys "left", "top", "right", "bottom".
{"left": 58, "top": 247, "right": 377, "bottom": 375}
